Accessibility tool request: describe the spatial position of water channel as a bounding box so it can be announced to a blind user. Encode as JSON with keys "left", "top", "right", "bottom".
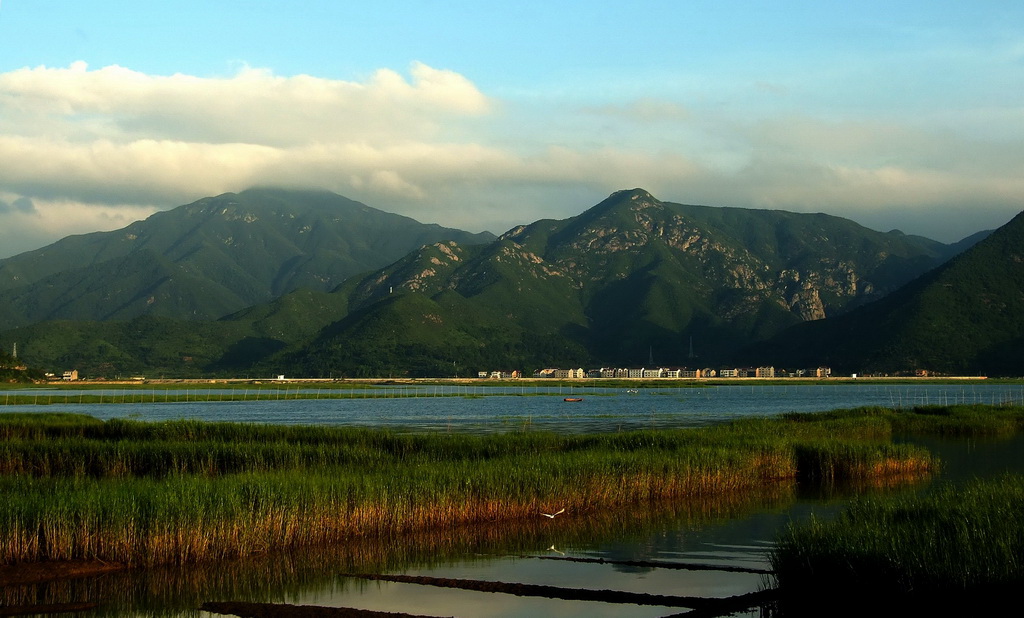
{"left": 4, "top": 382, "right": 1023, "bottom": 616}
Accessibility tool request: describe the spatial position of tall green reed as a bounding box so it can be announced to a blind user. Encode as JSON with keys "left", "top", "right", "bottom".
{"left": 770, "top": 475, "right": 1024, "bottom": 615}
{"left": 0, "top": 406, "right": 954, "bottom": 566}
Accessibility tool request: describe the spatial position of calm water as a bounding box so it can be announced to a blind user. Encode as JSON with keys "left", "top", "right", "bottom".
{"left": 5, "top": 382, "right": 1023, "bottom": 432}
{"left": 4, "top": 383, "right": 1023, "bottom": 616}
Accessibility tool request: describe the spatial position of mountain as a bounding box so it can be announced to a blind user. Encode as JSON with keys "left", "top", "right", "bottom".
{"left": 276, "top": 189, "right": 965, "bottom": 375}
{"left": 4, "top": 188, "right": 985, "bottom": 378}
{"left": 0, "top": 188, "right": 495, "bottom": 327}
{"left": 748, "top": 209, "right": 1024, "bottom": 375}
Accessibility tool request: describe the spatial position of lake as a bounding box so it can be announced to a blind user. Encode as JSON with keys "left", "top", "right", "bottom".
{"left": 4, "top": 382, "right": 1023, "bottom": 432}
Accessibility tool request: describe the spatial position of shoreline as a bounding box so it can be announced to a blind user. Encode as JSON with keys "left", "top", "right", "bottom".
{"left": 5, "top": 375, "right": 1000, "bottom": 388}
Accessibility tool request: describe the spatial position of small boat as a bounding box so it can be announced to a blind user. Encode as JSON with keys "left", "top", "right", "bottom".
{"left": 563, "top": 397, "right": 583, "bottom": 402}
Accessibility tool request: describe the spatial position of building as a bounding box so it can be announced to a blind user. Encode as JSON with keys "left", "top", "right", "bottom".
{"left": 796, "top": 367, "right": 831, "bottom": 378}
{"left": 485, "top": 370, "right": 520, "bottom": 379}
{"left": 552, "top": 368, "right": 585, "bottom": 379}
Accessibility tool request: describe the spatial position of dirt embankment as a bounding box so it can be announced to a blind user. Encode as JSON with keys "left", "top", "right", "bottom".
{"left": 0, "top": 560, "right": 125, "bottom": 587}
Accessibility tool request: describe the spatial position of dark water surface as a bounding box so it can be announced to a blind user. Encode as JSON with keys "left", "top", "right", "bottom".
{"left": 4, "top": 383, "right": 1023, "bottom": 616}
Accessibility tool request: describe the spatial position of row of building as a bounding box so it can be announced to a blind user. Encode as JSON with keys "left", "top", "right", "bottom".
{"left": 478, "top": 366, "right": 832, "bottom": 379}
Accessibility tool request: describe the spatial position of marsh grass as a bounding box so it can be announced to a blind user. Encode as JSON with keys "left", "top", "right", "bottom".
{"left": 770, "top": 475, "right": 1024, "bottom": 615}
{"left": 1, "top": 483, "right": 792, "bottom": 614}
{"left": 1, "top": 404, "right": 998, "bottom": 567}
{"left": 792, "top": 442, "right": 933, "bottom": 482}
{"left": 780, "top": 403, "right": 1024, "bottom": 437}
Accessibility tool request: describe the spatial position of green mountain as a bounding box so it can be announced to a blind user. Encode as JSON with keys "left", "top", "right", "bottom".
{"left": 4, "top": 189, "right": 983, "bottom": 378}
{"left": 749, "top": 209, "right": 1024, "bottom": 375}
{"left": 276, "top": 189, "right": 964, "bottom": 375}
{"left": 0, "top": 188, "right": 495, "bottom": 327}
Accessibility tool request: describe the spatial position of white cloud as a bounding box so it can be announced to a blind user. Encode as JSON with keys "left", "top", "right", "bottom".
{"left": 0, "top": 61, "right": 501, "bottom": 251}
{"left": 0, "top": 193, "right": 158, "bottom": 257}
{"left": 0, "top": 60, "right": 1021, "bottom": 257}
{"left": 0, "top": 61, "right": 489, "bottom": 147}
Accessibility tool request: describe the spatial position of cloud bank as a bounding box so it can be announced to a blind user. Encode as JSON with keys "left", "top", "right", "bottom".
{"left": 0, "top": 61, "right": 1021, "bottom": 257}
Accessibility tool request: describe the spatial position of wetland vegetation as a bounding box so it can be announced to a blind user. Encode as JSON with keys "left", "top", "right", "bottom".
{"left": 771, "top": 474, "right": 1024, "bottom": 615}
{"left": 0, "top": 406, "right": 949, "bottom": 567}
{"left": 769, "top": 404, "right": 1024, "bottom": 615}
{"left": 0, "top": 403, "right": 1021, "bottom": 615}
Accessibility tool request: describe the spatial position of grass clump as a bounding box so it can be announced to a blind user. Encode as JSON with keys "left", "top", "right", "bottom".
{"left": 770, "top": 475, "right": 1024, "bottom": 616}
{"left": 792, "top": 441, "right": 933, "bottom": 483}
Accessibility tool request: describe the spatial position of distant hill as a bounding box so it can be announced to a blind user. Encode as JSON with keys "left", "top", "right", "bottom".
{"left": 746, "top": 210, "right": 1024, "bottom": 375}
{"left": 0, "top": 188, "right": 495, "bottom": 327}
{"left": 4, "top": 188, "right": 989, "bottom": 378}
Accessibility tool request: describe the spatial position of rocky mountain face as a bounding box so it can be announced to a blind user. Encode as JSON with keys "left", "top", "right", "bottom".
{"left": 284, "top": 189, "right": 961, "bottom": 373}
{"left": 0, "top": 188, "right": 495, "bottom": 327}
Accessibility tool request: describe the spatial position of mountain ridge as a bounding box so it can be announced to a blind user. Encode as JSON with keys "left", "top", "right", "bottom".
{"left": 0, "top": 188, "right": 496, "bottom": 327}
{"left": 271, "top": 188, "right": 974, "bottom": 374}
{"left": 2, "top": 188, "right": 1006, "bottom": 378}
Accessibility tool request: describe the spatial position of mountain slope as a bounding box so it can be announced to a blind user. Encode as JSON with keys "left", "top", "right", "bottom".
{"left": 280, "top": 189, "right": 961, "bottom": 373}
{"left": 749, "top": 210, "right": 1024, "bottom": 375}
{"left": 0, "top": 188, "right": 495, "bottom": 327}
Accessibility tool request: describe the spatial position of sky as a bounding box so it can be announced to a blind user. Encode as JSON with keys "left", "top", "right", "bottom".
{"left": 0, "top": 1, "right": 1022, "bottom": 257}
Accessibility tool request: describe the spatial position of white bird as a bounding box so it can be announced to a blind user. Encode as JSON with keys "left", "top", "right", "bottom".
{"left": 547, "top": 544, "right": 565, "bottom": 556}
{"left": 540, "top": 508, "right": 565, "bottom": 518}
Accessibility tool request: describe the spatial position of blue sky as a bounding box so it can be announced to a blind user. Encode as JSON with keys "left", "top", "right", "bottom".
{"left": 0, "top": 1, "right": 1022, "bottom": 256}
